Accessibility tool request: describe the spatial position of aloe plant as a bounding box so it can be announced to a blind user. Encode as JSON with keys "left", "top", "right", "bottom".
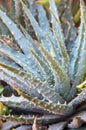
{"left": 0, "top": 0, "right": 86, "bottom": 129}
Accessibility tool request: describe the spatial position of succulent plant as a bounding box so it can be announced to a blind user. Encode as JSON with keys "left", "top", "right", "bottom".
{"left": 0, "top": 0, "right": 86, "bottom": 129}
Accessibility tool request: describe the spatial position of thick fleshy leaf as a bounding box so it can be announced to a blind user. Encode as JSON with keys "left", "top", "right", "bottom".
{"left": 0, "top": 63, "right": 64, "bottom": 103}
{"left": 70, "top": 0, "right": 86, "bottom": 82}
{"left": 36, "top": 43, "right": 70, "bottom": 99}
{"left": 73, "top": 0, "right": 86, "bottom": 85}
{"left": 0, "top": 9, "right": 29, "bottom": 55}
{"left": 17, "top": 89, "right": 73, "bottom": 114}
{"left": 0, "top": 9, "right": 48, "bottom": 80}
{"left": 37, "top": 4, "right": 66, "bottom": 67}
{"left": 20, "top": 25, "right": 54, "bottom": 85}
{"left": 49, "top": 0, "right": 69, "bottom": 74}
{"left": 0, "top": 42, "right": 46, "bottom": 80}
{"left": 49, "top": 0, "right": 64, "bottom": 43}
{"left": 0, "top": 66, "right": 42, "bottom": 99}
{"left": 68, "top": 0, "right": 86, "bottom": 100}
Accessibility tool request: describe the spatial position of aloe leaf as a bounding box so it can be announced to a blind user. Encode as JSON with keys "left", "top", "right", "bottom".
{"left": 0, "top": 64, "right": 59, "bottom": 103}
{"left": 0, "top": 95, "right": 49, "bottom": 115}
{"left": 20, "top": 29, "right": 53, "bottom": 85}
{"left": 0, "top": 8, "right": 45, "bottom": 79}
{"left": 0, "top": 114, "right": 66, "bottom": 125}
{"left": 22, "top": 0, "right": 61, "bottom": 72}
{"left": 0, "top": 63, "right": 31, "bottom": 79}
{"left": 74, "top": 0, "right": 86, "bottom": 84}
{"left": 0, "top": 7, "right": 35, "bottom": 58}
{"left": 48, "top": 35, "right": 61, "bottom": 60}
{"left": 0, "top": 10, "right": 28, "bottom": 55}
{"left": 0, "top": 57, "right": 19, "bottom": 69}
{"left": 29, "top": 49, "right": 54, "bottom": 85}
{"left": 63, "top": 1, "right": 77, "bottom": 62}
{"left": 0, "top": 66, "right": 43, "bottom": 99}
{"left": 37, "top": 5, "right": 50, "bottom": 31}
{"left": 18, "top": 89, "right": 72, "bottom": 114}
{"left": 69, "top": 88, "right": 86, "bottom": 109}
{"left": 21, "top": 0, "right": 60, "bottom": 59}
{"left": 0, "top": 43, "right": 31, "bottom": 71}
{"left": 37, "top": 4, "right": 64, "bottom": 64}
{"left": 70, "top": 0, "right": 86, "bottom": 83}
{"left": 36, "top": 43, "right": 70, "bottom": 99}
{"left": 30, "top": 81, "right": 65, "bottom": 103}
{"left": 19, "top": 26, "right": 54, "bottom": 83}
{"left": 64, "top": 1, "right": 77, "bottom": 44}
{"left": 53, "top": 31, "right": 69, "bottom": 74}
{"left": 0, "top": 63, "right": 64, "bottom": 103}
{"left": 20, "top": 0, "right": 69, "bottom": 75}
{"left": 37, "top": 5, "right": 59, "bottom": 59}
{"left": 49, "top": 0, "right": 64, "bottom": 43}
{"left": 0, "top": 42, "right": 45, "bottom": 80}
{"left": 0, "top": 50, "right": 20, "bottom": 68}
{"left": 20, "top": 0, "right": 53, "bottom": 51}
{"left": 37, "top": 4, "right": 60, "bottom": 61}
{"left": 20, "top": 25, "right": 46, "bottom": 59}
{"left": 49, "top": 0, "right": 69, "bottom": 74}
{"left": 68, "top": 0, "right": 86, "bottom": 101}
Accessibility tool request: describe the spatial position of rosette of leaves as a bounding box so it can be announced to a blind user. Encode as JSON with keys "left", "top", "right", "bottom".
{"left": 0, "top": 0, "right": 86, "bottom": 129}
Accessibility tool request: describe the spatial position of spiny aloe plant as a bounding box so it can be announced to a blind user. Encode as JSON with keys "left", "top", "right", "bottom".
{"left": 0, "top": 0, "right": 86, "bottom": 129}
